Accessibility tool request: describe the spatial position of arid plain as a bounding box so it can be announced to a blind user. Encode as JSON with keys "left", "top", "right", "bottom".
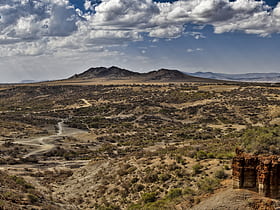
{"left": 0, "top": 67, "right": 280, "bottom": 209}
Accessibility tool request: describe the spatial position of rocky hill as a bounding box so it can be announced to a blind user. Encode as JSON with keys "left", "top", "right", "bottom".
{"left": 69, "top": 66, "right": 219, "bottom": 83}
{"left": 69, "top": 66, "right": 140, "bottom": 79}
{"left": 142, "top": 68, "right": 207, "bottom": 82}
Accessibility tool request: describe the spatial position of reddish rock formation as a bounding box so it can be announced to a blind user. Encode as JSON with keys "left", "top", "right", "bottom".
{"left": 232, "top": 150, "right": 280, "bottom": 199}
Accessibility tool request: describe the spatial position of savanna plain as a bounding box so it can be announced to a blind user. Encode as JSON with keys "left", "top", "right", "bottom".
{"left": 0, "top": 81, "right": 280, "bottom": 209}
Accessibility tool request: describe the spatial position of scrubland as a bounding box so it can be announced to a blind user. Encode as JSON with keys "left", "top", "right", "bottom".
{"left": 0, "top": 82, "right": 279, "bottom": 209}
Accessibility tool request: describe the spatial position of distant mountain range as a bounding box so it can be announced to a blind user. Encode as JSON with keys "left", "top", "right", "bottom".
{"left": 19, "top": 67, "right": 280, "bottom": 84}
{"left": 69, "top": 66, "right": 218, "bottom": 83}
{"left": 20, "top": 80, "right": 38, "bottom": 84}
{"left": 186, "top": 72, "right": 280, "bottom": 83}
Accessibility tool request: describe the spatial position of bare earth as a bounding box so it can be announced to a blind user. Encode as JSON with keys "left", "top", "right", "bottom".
{"left": 189, "top": 188, "right": 280, "bottom": 210}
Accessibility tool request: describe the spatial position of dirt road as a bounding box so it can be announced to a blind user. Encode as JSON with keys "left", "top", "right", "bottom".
{"left": 14, "top": 121, "right": 85, "bottom": 158}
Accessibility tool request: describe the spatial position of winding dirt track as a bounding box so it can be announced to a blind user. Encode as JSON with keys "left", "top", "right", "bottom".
{"left": 14, "top": 121, "right": 85, "bottom": 158}
{"left": 12, "top": 99, "right": 92, "bottom": 159}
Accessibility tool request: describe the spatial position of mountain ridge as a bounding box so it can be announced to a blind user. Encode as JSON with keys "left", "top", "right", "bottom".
{"left": 186, "top": 71, "right": 280, "bottom": 82}
{"left": 69, "top": 66, "right": 219, "bottom": 83}
{"left": 70, "top": 66, "right": 141, "bottom": 79}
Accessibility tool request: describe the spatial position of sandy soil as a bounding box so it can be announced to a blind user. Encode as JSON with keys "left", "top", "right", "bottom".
{"left": 188, "top": 188, "right": 280, "bottom": 210}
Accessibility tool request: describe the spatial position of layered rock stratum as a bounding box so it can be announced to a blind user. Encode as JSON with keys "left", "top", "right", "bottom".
{"left": 232, "top": 149, "right": 280, "bottom": 199}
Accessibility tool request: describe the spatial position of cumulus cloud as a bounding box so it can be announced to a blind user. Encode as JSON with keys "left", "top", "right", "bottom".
{"left": 150, "top": 0, "right": 272, "bottom": 36}
{"left": 92, "top": 0, "right": 159, "bottom": 28}
{"left": 87, "top": 0, "right": 280, "bottom": 39}
{"left": 0, "top": 0, "right": 79, "bottom": 40}
{"left": 1, "top": 0, "right": 280, "bottom": 56}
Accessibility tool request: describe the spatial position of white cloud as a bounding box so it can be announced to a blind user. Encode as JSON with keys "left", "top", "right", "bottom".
{"left": 84, "top": 0, "right": 93, "bottom": 11}
{"left": 1, "top": 0, "right": 280, "bottom": 57}
{"left": 185, "top": 31, "right": 206, "bottom": 39}
{"left": 87, "top": 0, "right": 280, "bottom": 41}
{"left": 149, "top": 25, "right": 183, "bottom": 38}
{"left": 150, "top": 0, "right": 271, "bottom": 36}
{"left": 0, "top": 0, "right": 79, "bottom": 40}
{"left": 93, "top": 0, "right": 159, "bottom": 28}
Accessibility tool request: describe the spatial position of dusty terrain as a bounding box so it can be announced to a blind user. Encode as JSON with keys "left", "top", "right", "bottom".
{"left": 0, "top": 77, "right": 279, "bottom": 209}
{"left": 189, "top": 188, "right": 280, "bottom": 210}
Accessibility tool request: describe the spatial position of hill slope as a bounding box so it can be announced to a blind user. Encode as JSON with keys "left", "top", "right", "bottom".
{"left": 0, "top": 170, "right": 62, "bottom": 209}
{"left": 143, "top": 68, "right": 207, "bottom": 82}
{"left": 69, "top": 66, "right": 220, "bottom": 83}
{"left": 69, "top": 66, "right": 140, "bottom": 79}
{"left": 188, "top": 188, "right": 280, "bottom": 210}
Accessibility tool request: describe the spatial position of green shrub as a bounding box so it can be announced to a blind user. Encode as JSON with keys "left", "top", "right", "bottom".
{"left": 158, "top": 173, "right": 171, "bottom": 182}
{"left": 214, "top": 168, "right": 227, "bottom": 179}
{"left": 175, "top": 155, "right": 185, "bottom": 164}
{"left": 27, "top": 193, "right": 39, "bottom": 204}
{"left": 242, "top": 126, "right": 280, "bottom": 154}
{"left": 215, "top": 152, "right": 234, "bottom": 159}
{"left": 207, "top": 152, "right": 215, "bottom": 158}
{"left": 167, "top": 188, "right": 182, "bottom": 199}
{"left": 128, "top": 203, "right": 142, "bottom": 209}
{"left": 143, "top": 173, "right": 158, "bottom": 183}
{"left": 197, "top": 177, "right": 220, "bottom": 193}
{"left": 183, "top": 187, "right": 195, "bottom": 196}
{"left": 142, "top": 192, "right": 157, "bottom": 203}
{"left": 192, "top": 163, "right": 203, "bottom": 175}
{"left": 11, "top": 175, "right": 34, "bottom": 189}
{"left": 224, "top": 165, "right": 230, "bottom": 170}
{"left": 133, "top": 184, "right": 145, "bottom": 192}
{"left": 145, "top": 199, "right": 172, "bottom": 209}
{"left": 131, "top": 177, "right": 139, "bottom": 183}
{"left": 175, "top": 169, "right": 185, "bottom": 178}
{"left": 98, "top": 205, "right": 121, "bottom": 210}
{"left": 195, "top": 151, "right": 207, "bottom": 160}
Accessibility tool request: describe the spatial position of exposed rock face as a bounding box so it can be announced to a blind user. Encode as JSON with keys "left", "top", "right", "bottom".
{"left": 232, "top": 150, "right": 280, "bottom": 199}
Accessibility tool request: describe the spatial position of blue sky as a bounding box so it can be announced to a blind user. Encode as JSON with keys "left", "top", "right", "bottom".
{"left": 0, "top": 0, "right": 280, "bottom": 82}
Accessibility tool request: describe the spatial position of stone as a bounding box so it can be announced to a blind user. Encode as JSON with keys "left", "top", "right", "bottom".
{"left": 232, "top": 151, "right": 280, "bottom": 199}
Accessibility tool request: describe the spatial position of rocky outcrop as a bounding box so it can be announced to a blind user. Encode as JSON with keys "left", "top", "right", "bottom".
{"left": 232, "top": 149, "right": 280, "bottom": 199}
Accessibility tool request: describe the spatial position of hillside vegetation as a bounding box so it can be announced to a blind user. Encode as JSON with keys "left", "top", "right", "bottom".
{"left": 0, "top": 80, "right": 279, "bottom": 209}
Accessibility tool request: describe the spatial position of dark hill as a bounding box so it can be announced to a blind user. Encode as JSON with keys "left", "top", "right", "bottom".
{"left": 69, "top": 66, "right": 220, "bottom": 83}
{"left": 142, "top": 68, "right": 204, "bottom": 81}
{"left": 69, "top": 66, "right": 140, "bottom": 79}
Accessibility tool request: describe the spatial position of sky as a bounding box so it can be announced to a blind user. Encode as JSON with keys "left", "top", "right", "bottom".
{"left": 1, "top": 0, "right": 280, "bottom": 82}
